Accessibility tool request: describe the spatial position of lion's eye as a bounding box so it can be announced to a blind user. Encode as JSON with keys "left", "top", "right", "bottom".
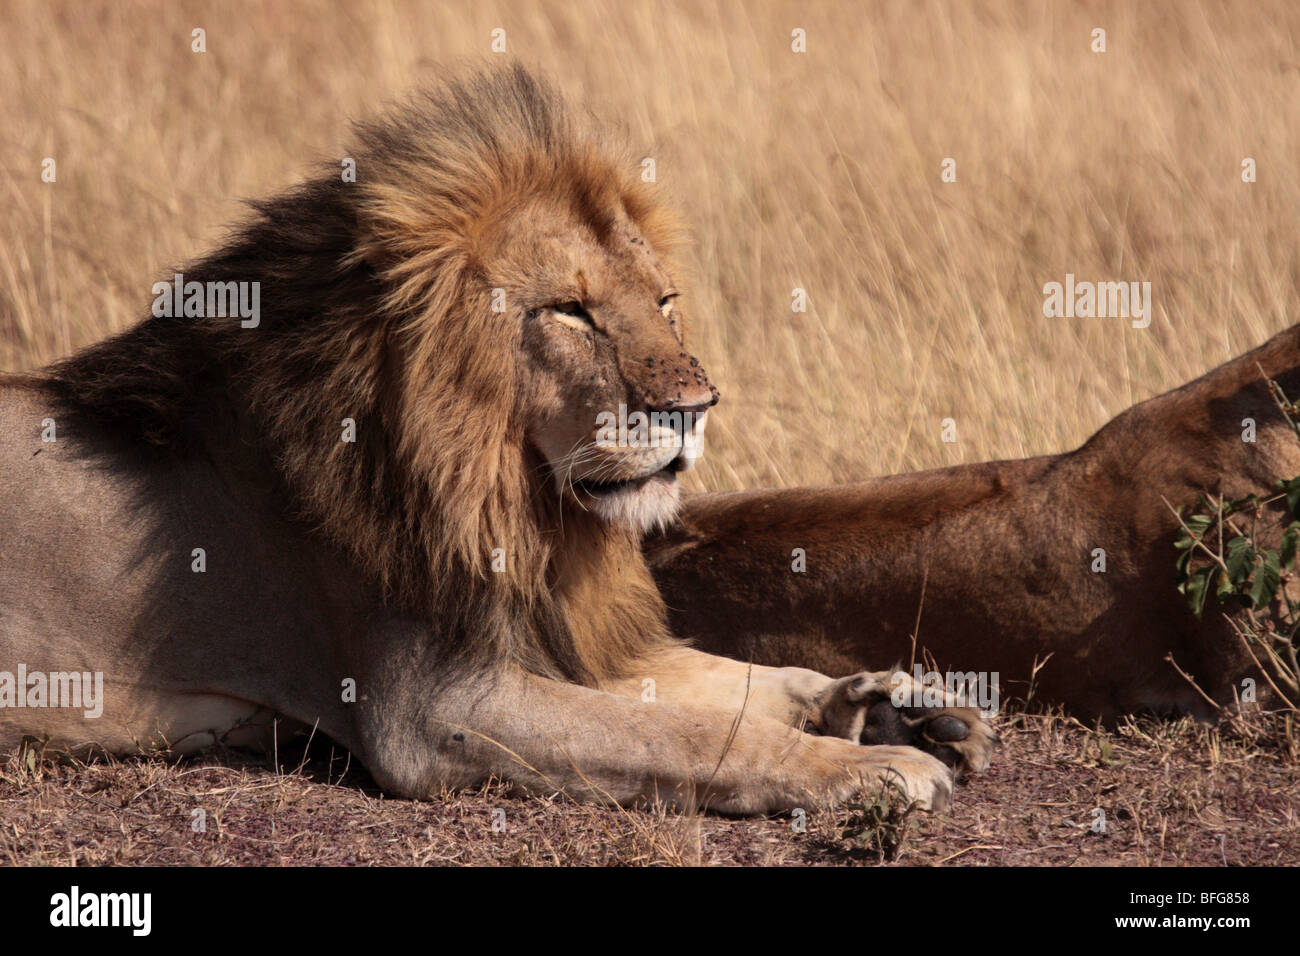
{"left": 544, "top": 301, "right": 595, "bottom": 334}
{"left": 659, "top": 293, "right": 678, "bottom": 319}
{"left": 551, "top": 301, "right": 591, "bottom": 321}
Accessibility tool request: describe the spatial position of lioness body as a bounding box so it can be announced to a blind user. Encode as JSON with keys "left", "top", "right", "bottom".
{"left": 648, "top": 325, "right": 1300, "bottom": 721}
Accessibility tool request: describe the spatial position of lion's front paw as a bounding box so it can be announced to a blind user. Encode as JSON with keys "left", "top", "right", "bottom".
{"left": 814, "top": 671, "right": 998, "bottom": 776}
{"left": 809, "top": 738, "right": 954, "bottom": 812}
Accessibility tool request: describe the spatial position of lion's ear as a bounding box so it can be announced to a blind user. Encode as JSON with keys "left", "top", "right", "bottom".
{"left": 622, "top": 185, "right": 686, "bottom": 261}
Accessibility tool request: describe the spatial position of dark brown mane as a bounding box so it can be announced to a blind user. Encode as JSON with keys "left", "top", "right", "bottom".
{"left": 42, "top": 65, "right": 679, "bottom": 685}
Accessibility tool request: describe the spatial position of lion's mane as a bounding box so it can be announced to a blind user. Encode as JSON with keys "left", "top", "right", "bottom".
{"left": 43, "top": 65, "right": 681, "bottom": 684}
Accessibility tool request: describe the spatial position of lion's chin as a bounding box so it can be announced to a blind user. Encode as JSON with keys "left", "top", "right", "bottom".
{"left": 576, "top": 469, "right": 681, "bottom": 533}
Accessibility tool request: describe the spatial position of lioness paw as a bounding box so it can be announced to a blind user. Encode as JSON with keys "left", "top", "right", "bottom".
{"left": 813, "top": 671, "right": 998, "bottom": 776}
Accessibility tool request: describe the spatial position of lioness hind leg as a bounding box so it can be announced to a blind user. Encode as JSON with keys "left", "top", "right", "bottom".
{"left": 814, "top": 672, "right": 998, "bottom": 775}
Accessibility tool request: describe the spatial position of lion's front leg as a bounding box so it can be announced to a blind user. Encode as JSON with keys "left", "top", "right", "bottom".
{"left": 602, "top": 648, "right": 996, "bottom": 777}
{"left": 599, "top": 646, "right": 838, "bottom": 730}
{"left": 361, "top": 666, "right": 953, "bottom": 814}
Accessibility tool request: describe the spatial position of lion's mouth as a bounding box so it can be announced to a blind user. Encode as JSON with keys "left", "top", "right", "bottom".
{"left": 572, "top": 455, "right": 686, "bottom": 498}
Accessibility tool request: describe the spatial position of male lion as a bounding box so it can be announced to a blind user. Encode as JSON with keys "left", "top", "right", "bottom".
{"left": 0, "top": 67, "right": 992, "bottom": 813}
{"left": 647, "top": 324, "right": 1300, "bottom": 722}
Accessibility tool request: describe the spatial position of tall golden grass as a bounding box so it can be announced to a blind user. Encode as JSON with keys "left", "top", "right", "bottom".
{"left": 2, "top": 0, "right": 1296, "bottom": 490}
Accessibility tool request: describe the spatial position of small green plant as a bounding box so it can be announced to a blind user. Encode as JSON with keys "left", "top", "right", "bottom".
{"left": 1089, "top": 733, "right": 1129, "bottom": 768}
{"left": 1172, "top": 372, "right": 1300, "bottom": 710}
{"left": 7, "top": 734, "right": 78, "bottom": 780}
{"left": 840, "top": 785, "right": 919, "bottom": 861}
{"left": 1172, "top": 493, "right": 1296, "bottom": 619}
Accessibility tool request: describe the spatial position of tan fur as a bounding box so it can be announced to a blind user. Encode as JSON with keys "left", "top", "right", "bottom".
{"left": 647, "top": 324, "right": 1300, "bottom": 722}
{"left": 0, "top": 67, "right": 992, "bottom": 813}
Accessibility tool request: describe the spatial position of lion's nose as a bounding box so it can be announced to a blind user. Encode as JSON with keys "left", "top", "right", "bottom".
{"left": 647, "top": 392, "right": 717, "bottom": 418}
{"left": 623, "top": 345, "right": 720, "bottom": 418}
{"left": 642, "top": 364, "right": 720, "bottom": 417}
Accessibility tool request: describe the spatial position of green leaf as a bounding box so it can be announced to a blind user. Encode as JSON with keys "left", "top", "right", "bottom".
{"left": 1279, "top": 477, "right": 1300, "bottom": 518}
{"left": 1225, "top": 536, "right": 1254, "bottom": 586}
{"left": 1215, "top": 575, "right": 1237, "bottom": 600}
{"left": 1249, "top": 550, "right": 1282, "bottom": 609}
{"left": 1185, "top": 565, "right": 1216, "bottom": 618}
{"left": 1282, "top": 527, "right": 1299, "bottom": 569}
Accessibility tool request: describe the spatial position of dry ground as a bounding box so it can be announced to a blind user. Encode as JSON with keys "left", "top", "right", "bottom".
{"left": 3, "top": 706, "right": 1297, "bottom": 866}
{"left": 2, "top": 0, "right": 1299, "bottom": 865}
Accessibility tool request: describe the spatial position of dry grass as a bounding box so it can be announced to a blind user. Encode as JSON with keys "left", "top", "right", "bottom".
{"left": 4, "top": 0, "right": 1297, "bottom": 485}
{"left": 4, "top": 708, "right": 1297, "bottom": 865}
{"left": 3, "top": 0, "right": 1299, "bottom": 865}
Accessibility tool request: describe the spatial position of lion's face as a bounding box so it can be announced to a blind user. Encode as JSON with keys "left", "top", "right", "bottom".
{"left": 505, "top": 202, "right": 718, "bottom": 533}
